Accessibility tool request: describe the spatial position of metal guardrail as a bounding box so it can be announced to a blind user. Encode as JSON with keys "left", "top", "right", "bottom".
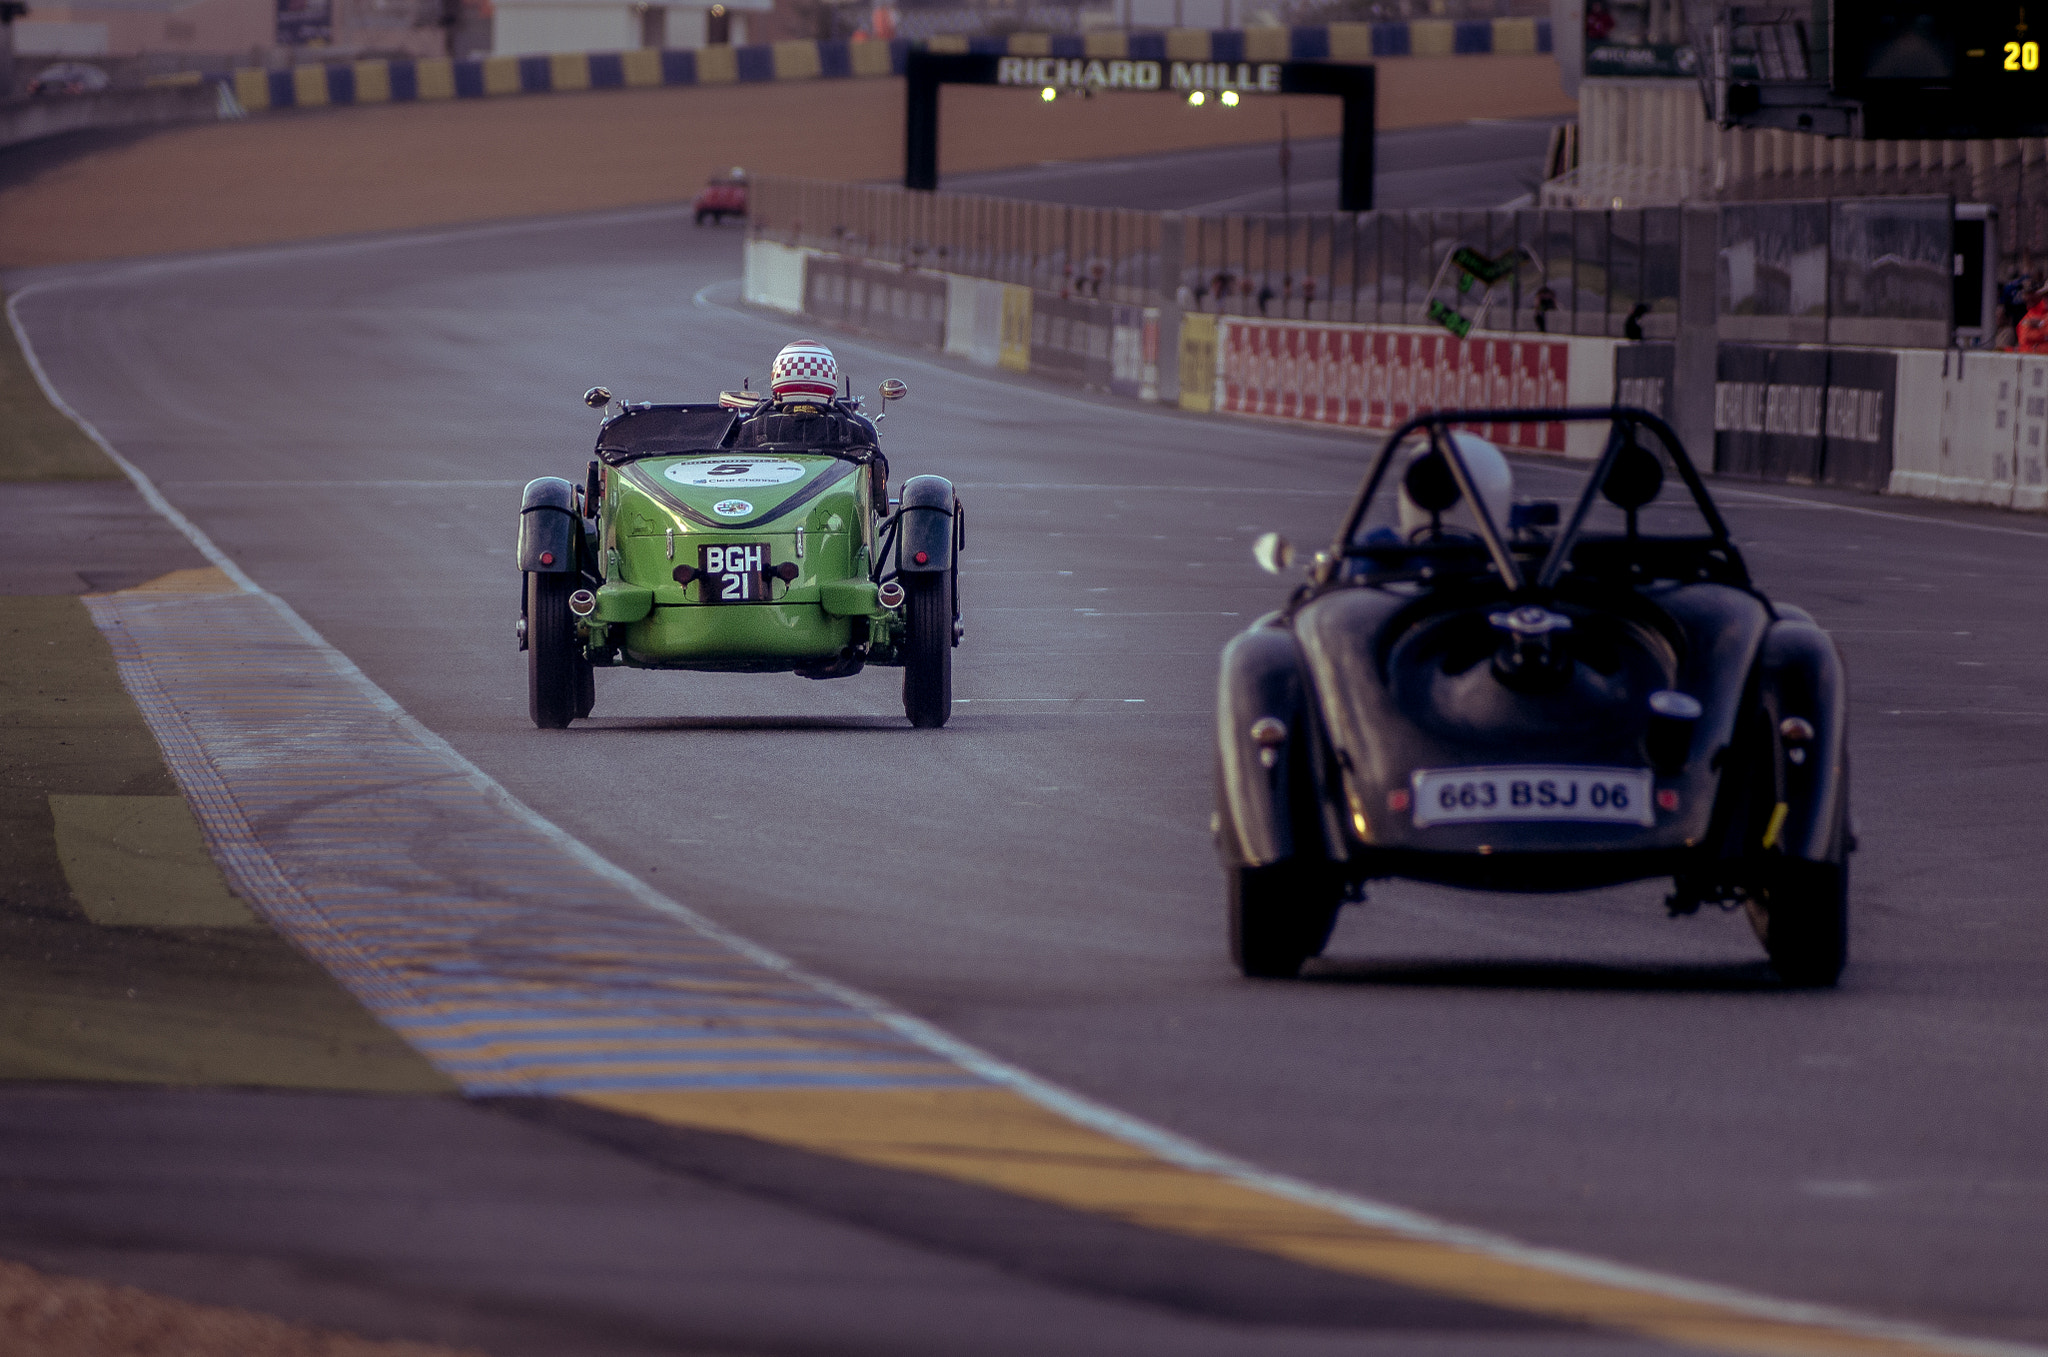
{"left": 752, "top": 176, "right": 1959, "bottom": 346}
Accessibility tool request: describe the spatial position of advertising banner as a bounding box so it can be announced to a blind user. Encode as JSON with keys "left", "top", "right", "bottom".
{"left": 1217, "top": 319, "right": 1571, "bottom": 454}
{"left": 275, "top": 0, "right": 333, "bottom": 46}
{"left": 1613, "top": 341, "right": 1676, "bottom": 422}
{"left": 1715, "top": 344, "right": 1896, "bottom": 489}
{"left": 1583, "top": 0, "right": 1695, "bottom": 78}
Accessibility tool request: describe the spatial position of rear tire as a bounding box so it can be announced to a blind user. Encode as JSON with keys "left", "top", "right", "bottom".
{"left": 902, "top": 572, "right": 952, "bottom": 729}
{"left": 1228, "top": 861, "right": 1341, "bottom": 979}
{"left": 1746, "top": 855, "right": 1848, "bottom": 987}
{"left": 527, "top": 572, "right": 578, "bottom": 729}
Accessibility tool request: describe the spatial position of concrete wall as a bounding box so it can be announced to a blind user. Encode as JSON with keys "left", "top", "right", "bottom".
{"left": 752, "top": 242, "right": 2048, "bottom": 515}
{"left": 0, "top": 83, "right": 220, "bottom": 154}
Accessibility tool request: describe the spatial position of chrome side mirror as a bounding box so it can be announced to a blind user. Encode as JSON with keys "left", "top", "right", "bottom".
{"left": 879, "top": 378, "right": 908, "bottom": 401}
{"left": 1252, "top": 532, "right": 1295, "bottom": 575}
{"left": 583, "top": 386, "right": 612, "bottom": 409}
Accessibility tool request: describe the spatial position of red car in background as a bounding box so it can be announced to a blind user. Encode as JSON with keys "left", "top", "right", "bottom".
{"left": 693, "top": 169, "right": 748, "bottom": 226}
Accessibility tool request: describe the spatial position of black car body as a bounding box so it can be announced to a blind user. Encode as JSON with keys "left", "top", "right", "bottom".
{"left": 1215, "top": 407, "right": 1850, "bottom": 984}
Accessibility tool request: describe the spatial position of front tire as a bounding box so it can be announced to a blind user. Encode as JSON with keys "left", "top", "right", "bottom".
{"left": 1228, "top": 862, "right": 1341, "bottom": 979}
{"left": 902, "top": 572, "right": 952, "bottom": 728}
{"left": 527, "top": 572, "right": 578, "bottom": 729}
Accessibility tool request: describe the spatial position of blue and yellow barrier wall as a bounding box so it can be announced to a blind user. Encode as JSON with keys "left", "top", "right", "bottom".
{"left": 227, "top": 18, "right": 1550, "bottom": 112}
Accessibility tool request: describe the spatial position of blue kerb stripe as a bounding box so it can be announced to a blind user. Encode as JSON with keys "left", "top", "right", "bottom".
{"left": 1290, "top": 25, "right": 1329, "bottom": 60}
{"left": 817, "top": 40, "right": 851, "bottom": 77}
{"left": 888, "top": 38, "right": 911, "bottom": 73}
{"left": 518, "top": 54, "right": 551, "bottom": 91}
{"left": 388, "top": 59, "right": 418, "bottom": 100}
{"left": 1209, "top": 28, "right": 1244, "bottom": 62}
{"left": 967, "top": 34, "right": 1004, "bottom": 55}
{"left": 453, "top": 58, "right": 485, "bottom": 96}
{"left": 661, "top": 48, "right": 695, "bottom": 83}
{"left": 326, "top": 63, "right": 355, "bottom": 104}
{"left": 588, "top": 51, "right": 624, "bottom": 86}
{"left": 1127, "top": 31, "right": 1165, "bottom": 60}
{"left": 1049, "top": 33, "right": 1083, "bottom": 57}
{"left": 1454, "top": 20, "right": 1492, "bottom": 53}
{"left": 735, "top": 43, "right": 774, "bottom": 80}
{"left": 267, "top": 69, "right": 294, "bottom": 108}
{"left": 1536, "top": 17, "right": 1553, "bottom": 52}
{"left": 1372, "top": 21, "right": 1410, "bottom": 56}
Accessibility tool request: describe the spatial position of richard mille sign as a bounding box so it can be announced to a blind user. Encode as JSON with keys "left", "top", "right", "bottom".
{"left": 994, "top": 56, "right": 1283, "bottom": 94}
{"left": 907, "top": 49, "right": 1376, "bottom": 207}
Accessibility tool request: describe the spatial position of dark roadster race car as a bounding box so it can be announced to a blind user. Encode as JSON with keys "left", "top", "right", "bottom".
{"left": 517, "top": 349, "right": 961, "bottom": 729}
{"left": 1216, "top": 407, "right": 1850, "bottom": 985}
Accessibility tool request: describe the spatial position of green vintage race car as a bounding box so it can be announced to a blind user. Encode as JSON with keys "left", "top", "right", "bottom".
{"left": 515, "top": 346, "right": 961, "bottom": 729}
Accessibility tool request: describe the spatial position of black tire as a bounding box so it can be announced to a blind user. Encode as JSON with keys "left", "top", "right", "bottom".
{"left": 902, "top": 571, "right": 952, "bottom": 728}
{"left": 1228, "top": 861, "right": 1341, "bottom": 979}
{"left": 575, "top": 652, "right": 596, "bottom": 720}
{"left": 526, "top": 571, "right": 578, "bottom": 729}
{"left": 694, "top": 210, "right": 708, "bottom": 226}
{"left": 1746, "top": 854, "right": 1848, "bottom": 987}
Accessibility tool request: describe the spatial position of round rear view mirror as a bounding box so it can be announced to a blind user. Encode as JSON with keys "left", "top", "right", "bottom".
{"left": 583, "top": 386, "right": 612, "bottom": 409}
{"left": 1252, "top": 532, "right": 1295, "bottom": 575}
{"left": 880, "top": 379, "right": 908, "bottom": 401}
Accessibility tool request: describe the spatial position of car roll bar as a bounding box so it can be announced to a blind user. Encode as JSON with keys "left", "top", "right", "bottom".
{"left": 1333, "top": 406, "right": 1736, "bottom": 598}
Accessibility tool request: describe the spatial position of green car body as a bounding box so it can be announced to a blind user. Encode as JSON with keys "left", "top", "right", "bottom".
{"left": 517, "top": 388, "right": 960, "bottom": 728}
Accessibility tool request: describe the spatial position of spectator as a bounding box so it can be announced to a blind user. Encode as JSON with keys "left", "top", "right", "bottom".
{"left": 1624, "top": 301, "right": 1650, "bottom": 341}
{"left": 1533, "top": 284, "right": 1559, "bottom": 333}
{"left": 2016, "top": 291, "right": 2048, "bottom": 353}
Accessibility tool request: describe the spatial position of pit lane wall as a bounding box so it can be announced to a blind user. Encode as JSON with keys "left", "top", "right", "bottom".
{"left": 747, "top": 237, "right": 2048, "bottom": 507}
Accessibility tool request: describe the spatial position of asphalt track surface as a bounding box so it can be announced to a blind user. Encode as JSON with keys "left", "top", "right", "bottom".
{"left": 7, "top": 213, "right": 2048, "bottom": 1350}
{"left": 944, "top": 118, "right": 1565, "bottom": 212}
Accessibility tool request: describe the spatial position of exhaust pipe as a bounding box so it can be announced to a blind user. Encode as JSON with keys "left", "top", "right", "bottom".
{"left": 877, "top": 580, "right": 905, "bottom": 609}
{"left": 568, "top": 588, "right": 597, "bottom": 617}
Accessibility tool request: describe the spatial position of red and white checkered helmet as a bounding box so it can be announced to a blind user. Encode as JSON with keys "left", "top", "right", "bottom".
{"left": 770, "top": 340, "right": 838, "bottom": 404}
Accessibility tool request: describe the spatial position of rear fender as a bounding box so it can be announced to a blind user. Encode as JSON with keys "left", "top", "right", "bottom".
{"left": 896, "top": 474, "right": 954, "bottom": 573}
{"left": 1755, "top": 619, "right": 1849, "bottom": 862}
{"left": 520, "top": 477, "right": 580, "bottom": 573}
{"left": 1216, "top": 623, "right": 1335, "bottom": 869}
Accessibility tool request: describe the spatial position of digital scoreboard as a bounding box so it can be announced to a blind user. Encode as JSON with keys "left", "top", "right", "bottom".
{"left": 1833, "top": 4, "right": 2048, "bottom": 138}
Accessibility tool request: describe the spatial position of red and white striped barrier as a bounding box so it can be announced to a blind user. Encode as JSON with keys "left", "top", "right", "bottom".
{"left": 1216, "top": 318, "right": 1576, "bottom": 454}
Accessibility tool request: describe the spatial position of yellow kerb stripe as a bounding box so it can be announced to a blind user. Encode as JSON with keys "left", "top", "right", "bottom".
{"left": 621, "top": 48, "right": 663, "bottom": 86}
{"left": 1243, "top": 26, "right": 1289, "bottom": 61}
{"left": 580, "top": 1087, "right": 2002, "bottom": 1357}
{"left": 696, "top": 45, "right": 739, "bottom": 83}
{"left": 1165, "top": 27, "right": 1210, "bottom": 60}
{"left": 550, "top": 52, "right": 591, "bottom": 90}
{"left": 415, "top": 57, "right": 455, "bottom": 99}
{"left": 232, "top": 67, "right": 270, "bottom": 110}
{"left": 352, "top": 59, "right": 391, "bottom": 103}
{"left": 1083, "top": 31, "right": 1128, "bottom": 57}
{"left": 1492, "top": 17, "right": 1537, "bottom": 55}
{"left": 849, "top": 39, "right": 895, "bottom": 77}
{"left": 1409, "top": 18, "right": 1454, "bottom": 55}
{"left": 482, "top": 55, "right": 520, "bottom": 95}
{"left": 771, "top": 39, "right": 822, "bottom": 80}
{"left": 291, "top": 64, "right": 329, "bottom": 107}
{"left": 1327, "top": 21, "right": 1375, "bottom": 60}
{"left": 1005, "top": 32, "right": 1051, "bottom": 56}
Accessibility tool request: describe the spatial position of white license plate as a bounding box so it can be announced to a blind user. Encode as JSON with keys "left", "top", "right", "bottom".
{"left": 1411, "top": 766, "right": 1654, "bottom": 828}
